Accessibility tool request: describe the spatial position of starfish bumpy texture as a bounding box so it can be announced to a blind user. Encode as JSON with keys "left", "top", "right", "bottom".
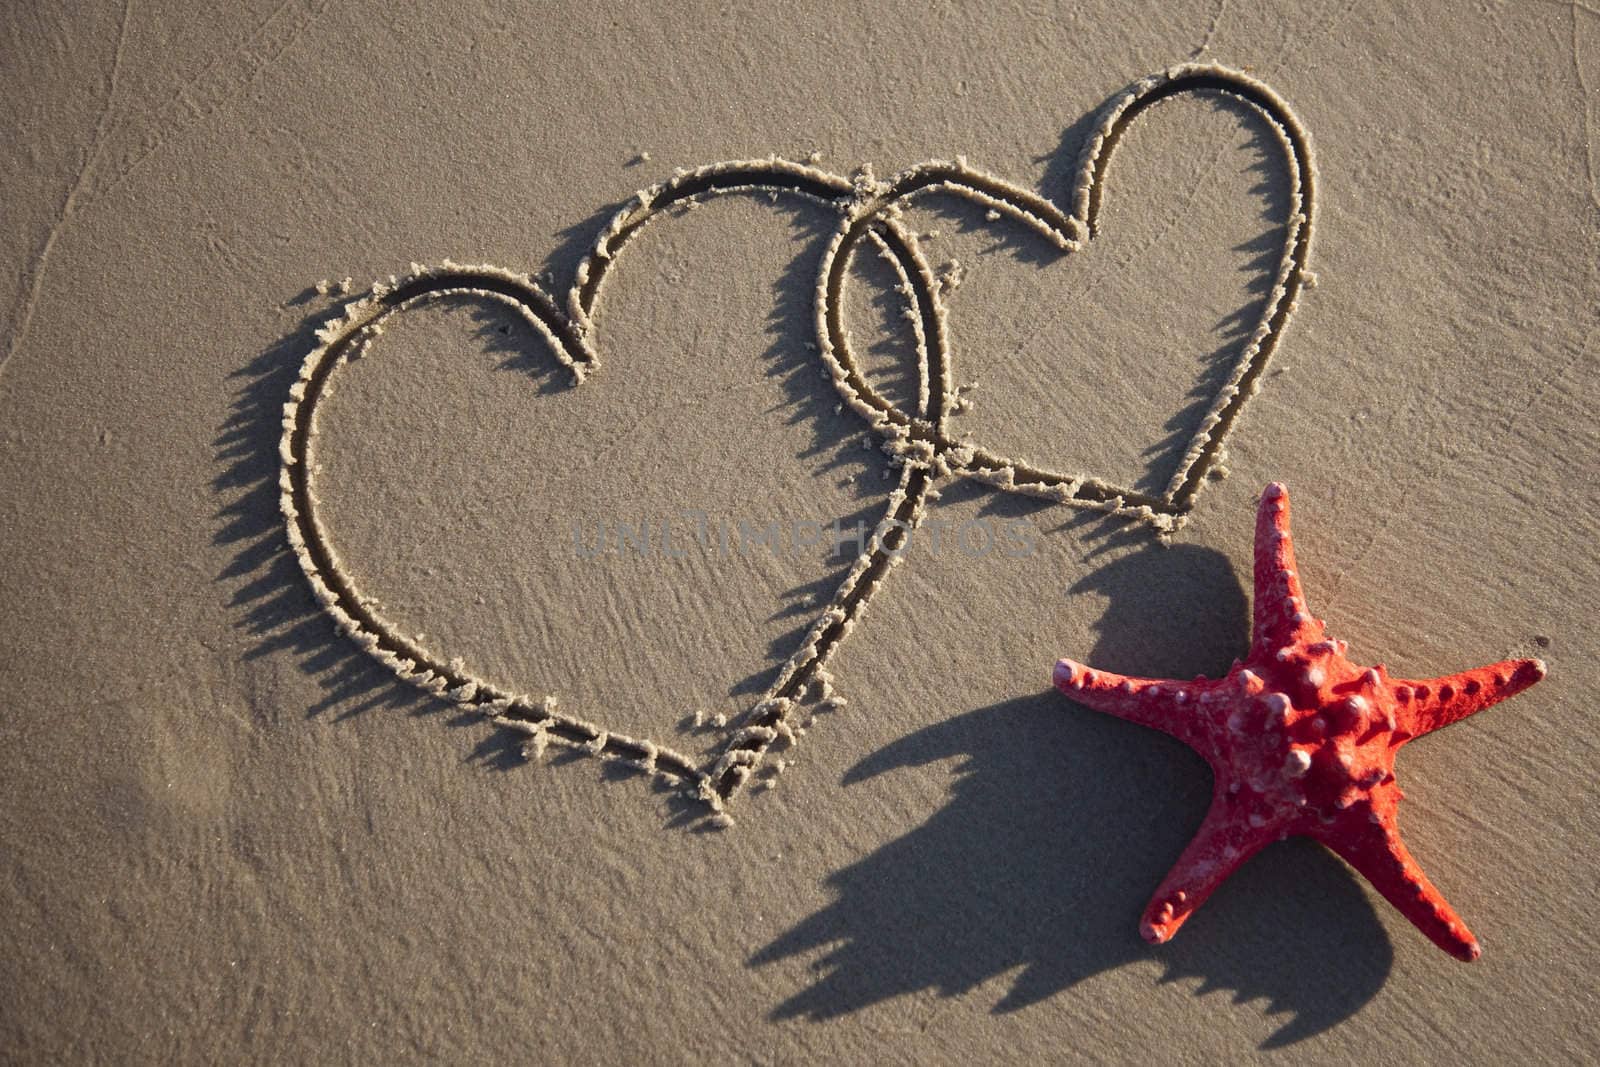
{"left": 1053, "top": 482, "right": 1545, "bottom": 960}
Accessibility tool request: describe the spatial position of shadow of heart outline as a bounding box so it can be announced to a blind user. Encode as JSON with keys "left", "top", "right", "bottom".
{"left": 278, "top": 63, "right": 1316, "bottom": 815}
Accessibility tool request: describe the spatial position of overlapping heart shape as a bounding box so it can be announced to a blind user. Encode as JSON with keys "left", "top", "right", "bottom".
{"left": 280, "top": 63, "right": 1315, "bottom": 815}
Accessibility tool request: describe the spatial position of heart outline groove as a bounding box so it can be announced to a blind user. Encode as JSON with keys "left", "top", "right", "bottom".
{"left": 279, "top": 63, "right": 1316, "bottom": 815}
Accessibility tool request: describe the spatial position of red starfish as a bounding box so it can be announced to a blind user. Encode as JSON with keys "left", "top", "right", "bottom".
{"left": 1053, "top": 482, "right": 1545, "bottom": 961}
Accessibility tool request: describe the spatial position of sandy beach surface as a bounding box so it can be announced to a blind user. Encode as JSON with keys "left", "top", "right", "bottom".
{"left": 4, "top": 0, "right": 1598, "bottom": 1061}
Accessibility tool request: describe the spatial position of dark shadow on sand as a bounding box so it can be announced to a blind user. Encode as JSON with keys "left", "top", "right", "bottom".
{"left": 752, "top": 535, "right": 1392, "bottom": 1048}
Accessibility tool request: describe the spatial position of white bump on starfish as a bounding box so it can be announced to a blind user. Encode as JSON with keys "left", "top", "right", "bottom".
{"left": 1293, "top": 611, "right": 1313, "bottom": 625}
{"left": 1261, "top": 691, "right": 1292, "bottom": 722}
{"left": 1285, "top": 748, "right": 1312, "bottom": 777}
{"left": 1120, "top": 680, "right": 1135, "bottom": 694}
{"left": 1303, "top": 666, "right": 1326, "bottom": 688}
{"left": 1174, "top": 689, "right": 1189, "bottom": 704}
{"left": 1362, "top": 667, "right": 1381, "bottom": 687}
{"left": 1248, "top": 812, "right": 1267, "bottom": 828}
{"left": 1309, "top": 640, "right": 1336, "bottom": 655}
{"left": 1275, "top": 647, "right": 1293, "bottom": 662}
{"left": 1227, "top": 708, "right": 1248, "bottom": 734}
{"left": 1239, "top": 669, "right": 1263, "bottom": 693}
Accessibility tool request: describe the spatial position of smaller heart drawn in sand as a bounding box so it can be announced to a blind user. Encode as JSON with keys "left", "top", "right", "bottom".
{"left": 279, "top": 64, "right": 1315, "bottom": 817}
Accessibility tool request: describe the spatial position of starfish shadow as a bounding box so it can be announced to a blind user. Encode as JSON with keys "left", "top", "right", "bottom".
{"left": 752, "top": 539, "right": 1393, "bottom": 1048}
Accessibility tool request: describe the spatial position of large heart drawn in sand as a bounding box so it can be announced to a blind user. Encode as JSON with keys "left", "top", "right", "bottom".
{"left": 280, "top": 64, "right": 1315, "bottom": 815}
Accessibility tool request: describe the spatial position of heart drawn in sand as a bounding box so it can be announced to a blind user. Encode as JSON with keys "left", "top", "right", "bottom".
{"left": 280, "top": 63, "right": 1315, "bottom": 817}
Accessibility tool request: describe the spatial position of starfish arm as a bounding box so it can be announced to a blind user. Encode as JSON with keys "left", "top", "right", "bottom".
{"left": 1393, "top": 658, "right": 1546, "bottom": 739}
{"left": 1140, "top": 797, "right": 1275, "bottom": 944}
{"left": 1318, "top": 816, "right": 1482, "bottom": 961}
{"left": 1251, "top": 482, "right": 1322, "bottom": 656}
{"left": 1053, "top": 658, "right": 1209, "bottom": 748}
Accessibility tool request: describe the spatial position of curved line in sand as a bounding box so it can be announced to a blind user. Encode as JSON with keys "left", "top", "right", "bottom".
{"left": 278, "top": 63, "right": 1318, "bottom": 816}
